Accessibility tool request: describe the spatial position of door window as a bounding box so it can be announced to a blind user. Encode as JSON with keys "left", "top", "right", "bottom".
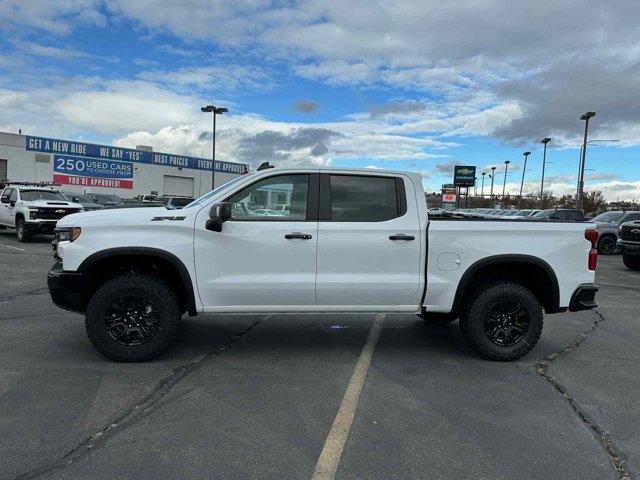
{"left": 9, "top": 189, "right": 18, "bottom": 202}
{"left": 623, "top": 213, "right": 640, "bottom": 222}
{"left": 1, "top": 188, "right": 13, "bottom": 203}
{"left": 227, "top": 174, "right": 309, "bottom": 220}
{"left": 329, "top": 175, "right": 403, "bottom": 222}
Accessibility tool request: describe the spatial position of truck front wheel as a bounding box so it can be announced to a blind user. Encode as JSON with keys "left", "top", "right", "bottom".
{"left": 16, "top": 219, "right": 30, "bottom": 242}
{"left": 459, "top": 282, "right": 543, "bottom": 361}
{"left": 85, "top": 273, "right": 182, "bottom": 362}
{"left": 623, "top": 254, "right": 640, "bottom": 271}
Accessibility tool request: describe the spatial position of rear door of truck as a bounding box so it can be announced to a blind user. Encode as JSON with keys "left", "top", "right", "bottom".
{"left": 315, "top": 172, "right": 423, "bottom": 309}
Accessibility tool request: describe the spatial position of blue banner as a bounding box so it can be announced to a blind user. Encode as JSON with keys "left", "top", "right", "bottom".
{"left": 26, "top": 135, "right": 249, "bottom": 174}
{"left": 54, "top": 155, "right": 133, "bottom": 179}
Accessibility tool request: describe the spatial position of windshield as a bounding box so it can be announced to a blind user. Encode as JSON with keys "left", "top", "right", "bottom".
{"left": 20, "top": 190, "right": 67, "bottom": 201}
{"left": 187, "top": 174, "right": 253, "bottom": 207}
{"left": 514, "top": 210, "right": 531, "bottom": 216}
{"left": 592, "top": 212, "right": 624, "bottom": 223}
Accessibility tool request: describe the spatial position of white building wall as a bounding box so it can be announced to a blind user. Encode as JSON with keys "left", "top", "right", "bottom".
{"left": 0, "top": 131, "right": 246, "bottom": 198}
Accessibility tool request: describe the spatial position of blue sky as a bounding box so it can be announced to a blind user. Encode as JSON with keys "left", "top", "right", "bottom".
{"left": 1, "top": 1, "right": 639, "bottom": 200}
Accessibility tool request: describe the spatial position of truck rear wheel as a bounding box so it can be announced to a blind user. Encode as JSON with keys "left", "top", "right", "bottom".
{"left": 16, "top": 219, "right": 30, "bottom": 242}
{"left": 623, "top": 254, "right": 640, "bottom": 271}
{"left": 85, "top": 273, "right": 182, "bottom": 362}
{"left": 459, "top": 282, "right": 543, "bottom": 361}
{"left": 597, "top": 235, "right": 616, "bottom": 255}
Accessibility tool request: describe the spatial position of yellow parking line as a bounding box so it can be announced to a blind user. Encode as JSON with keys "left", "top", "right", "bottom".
{"left": 0, "top": 243, "right": 25, "bottom": 251}
{"left": 311, "top": 313, "right": 385, "bottom": 480}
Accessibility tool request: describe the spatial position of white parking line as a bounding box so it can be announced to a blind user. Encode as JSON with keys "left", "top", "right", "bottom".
{"left": 0, "top": 243, "right": 25, "bottom": 251}
{"left": 311, "top": 313, "right": 385, "bottom": 480}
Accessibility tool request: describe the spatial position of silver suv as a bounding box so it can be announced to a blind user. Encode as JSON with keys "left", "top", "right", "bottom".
{"left": 592, "top": 210, "right": 640, "bottom": 254}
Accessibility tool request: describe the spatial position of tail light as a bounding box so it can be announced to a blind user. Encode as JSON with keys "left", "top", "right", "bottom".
{"left": 585, "top": 229, "right": 598, "bottom": 270}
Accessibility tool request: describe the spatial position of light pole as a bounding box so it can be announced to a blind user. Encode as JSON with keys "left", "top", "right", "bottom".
{"left": 489, "top": 166, "right": 496, "bottom": 197}
{"left": 577, "top": 111, "right": 595, "bottom": 209}
{"left": 502, "top": 160, "right": 510, "bottom": 198}
{"left": 480, "top": 172, "right": 486, "bottom": 197}
{"left": 201, "top": 105, "right": 228, "bottom": 189}
{"left": 540, "top": 138, "right": 551, "bottom": 208}
{"left": 576, "top": 138, "right": 618, "bottom": 200}
{"left": 519, "top": 151, "right": 531, "bottom": 199}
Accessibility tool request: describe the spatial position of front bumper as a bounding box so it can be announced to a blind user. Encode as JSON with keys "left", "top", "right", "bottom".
{"left": 617, "top": 240, "right": 640, "bottom": 255}
{"left": 569, "top": 283, "right": 599, "bottom": 312}
{"left": 47, "top": 261, "right": 85, "bottom": 313}
{"left": 25, "top": 220, "right": 57, "bottom": 234}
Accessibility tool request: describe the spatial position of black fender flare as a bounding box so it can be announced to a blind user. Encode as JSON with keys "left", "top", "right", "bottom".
{"left": 78, "top": 247, "right": 198, "bottom": 316}
{"left": 450, "top": 254, "right": 561, "bottom": 315}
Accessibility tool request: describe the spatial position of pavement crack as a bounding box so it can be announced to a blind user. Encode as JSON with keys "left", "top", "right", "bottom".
{"left": 13, "top": 317, "right": 264, "bottom": 480}
{"left": 535, "top": 310, "right": 630, "bottom": 480}
{"left": 0, "top": 289, "right": 49, "bottom": 303}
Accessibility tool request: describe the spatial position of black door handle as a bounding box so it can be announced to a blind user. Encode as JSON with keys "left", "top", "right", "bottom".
{"left": 389, "top": 234, "right": 415, "bottom": 241}
{"left": 285, "top": 232, "right": 312, "bottom": 240}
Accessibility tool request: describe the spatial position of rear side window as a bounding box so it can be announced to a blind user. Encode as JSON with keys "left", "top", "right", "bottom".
{"left": 328, "top": 175, "right": 404, "bottom": 222}
{"left": 565, "top": 210, "right": 583, "bottom": 221}
{"left": 624, "top": 213, "right": 640, "bottom": 222}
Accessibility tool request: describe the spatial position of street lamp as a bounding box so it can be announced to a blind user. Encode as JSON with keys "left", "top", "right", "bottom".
{"left": 519, "top": 151, "right": 531, "bottom": 198}
{"left": 502, "top": 160, "right": 510, "bottom": 198}
{"left": 480, "top": 172, "right": 486, "bottom": 197}
{"left": 201, "top": 105, "right": 228, "bottom": 189}
{"left": 577, "top": 111, "right": 595, "bottom": 209}
{"left": 539, "top": 138, "right": 551, "bottom": 208}
{"left": 576, "top": 139, "right": 618, "bottom": 201}
{"left": 489, "top": 166, "right": 497, "bottom": 197}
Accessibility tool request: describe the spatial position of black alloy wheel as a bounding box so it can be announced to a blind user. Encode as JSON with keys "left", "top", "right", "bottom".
{"left": 105, "top": 294, "right": 160, "bottom": 347}
{"left": 597, "top": 236, "right": 616, "bottom": 255}
{"left": 484, "top": 300, "right": 530, "bottom": 347}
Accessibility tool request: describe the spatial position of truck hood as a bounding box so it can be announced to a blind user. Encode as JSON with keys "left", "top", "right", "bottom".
{"left": 27, "top": 199, "right": 82, "bottom": 209}
{"left": 57, "top": 206, "right": 185, "bottom": 227}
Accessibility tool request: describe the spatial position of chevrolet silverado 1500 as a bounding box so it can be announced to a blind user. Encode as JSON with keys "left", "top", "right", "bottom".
{"left": 48, "top": 167, "right": 599, "bottom": 362}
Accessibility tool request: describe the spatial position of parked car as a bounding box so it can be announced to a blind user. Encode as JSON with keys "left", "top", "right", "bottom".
{"left": 160, "top": 196, "right": 194, "bottom": 209}
{"left": 62, "top": 193, "right": 104, "bottom": 212}
{"left": 531, "top": 209, "right": 585, "bottom": 222}
{"left": 0, "top": 183, "right": 83, "bottom": 241}
{"left": 617, "top": 219, "right": 640, "bottom": 270}
{"left": 90, "top": 193, "right": 123, "bottom": 207}
{"left": 49, "top": 167, "right": 598, "bottom": 363}
{"left": 592, "top": 211, "right": 640, "bottom": 254}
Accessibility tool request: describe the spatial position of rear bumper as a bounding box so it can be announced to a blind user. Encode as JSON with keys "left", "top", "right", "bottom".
{"left": 569, "top": 283, "right": 598, "bottom": 312}
{"left": 47, "top": 261, "right": 85, "bottom": 313}
{"left": 618, "top": 240, "right": 640, "bottom": 255}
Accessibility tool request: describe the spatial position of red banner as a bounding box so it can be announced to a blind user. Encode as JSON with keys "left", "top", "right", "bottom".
{"left": 53, "top": 174, "right": 133, "bottom": 189}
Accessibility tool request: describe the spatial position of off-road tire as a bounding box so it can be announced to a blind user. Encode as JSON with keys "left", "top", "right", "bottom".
{"left": 623, "top": 254, "right": 640, "bottom": 271}
{"left": 459, "top": 282, "right": 543, "bottom": 361}
{"left": 16, "top": 218, "right": 30, "bottom": 242}
{"left": 597, "top": 235, "right": 616, "bottom": 255}
{"left": 85, "top": 273, "right": 182, "bottom": 362}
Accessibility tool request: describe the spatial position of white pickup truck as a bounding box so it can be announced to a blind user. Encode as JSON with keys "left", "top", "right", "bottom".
{"left": 48, "top": 167, "right": 599, "bottom": 362}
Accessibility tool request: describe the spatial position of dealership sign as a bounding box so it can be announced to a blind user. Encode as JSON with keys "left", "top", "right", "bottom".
{"left": 26, "top": 135, "right": 249, "bottom": 174}
{"left": 454, "top": 165, "right": 476, "bottom": 187}
{"left": 53, "top": 154, "right": 134, "bottom": 189}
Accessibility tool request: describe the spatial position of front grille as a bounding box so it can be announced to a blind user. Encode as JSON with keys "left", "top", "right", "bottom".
{"left": 620, "top": 224, "right": 640, "bottom": 242}
{"left": 34, "top": 208, "right": 80, "bottom": 220}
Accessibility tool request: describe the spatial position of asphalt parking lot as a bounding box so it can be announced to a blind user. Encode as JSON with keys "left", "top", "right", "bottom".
{"left": 0, "top": 230, "right": 638, "bottom": 480}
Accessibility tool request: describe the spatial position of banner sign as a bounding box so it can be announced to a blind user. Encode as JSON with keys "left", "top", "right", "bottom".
{"left": 441, "top": 185, "right": 457, "bottom": 207}
{"left": 27, "top": 135, "right": 249, "bottom": 174}
{"left": 53, "top": 174, "right": 134, "bottom": 189}
{"left": 454, "top": 165, "right": 476, "bottom": 187}
{"left": 54, "top": 155, "right": 133, "bottom": 179}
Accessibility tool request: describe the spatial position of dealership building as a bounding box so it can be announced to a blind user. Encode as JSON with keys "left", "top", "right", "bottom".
{"left": 0, "top": 131, "right": 249, "bottom": 198}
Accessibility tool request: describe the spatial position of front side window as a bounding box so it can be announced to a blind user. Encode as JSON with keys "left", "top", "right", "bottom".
{"left": 330, "top": 175, "right": 401, "bottom": 222}
{"left": 623, "top": 213, "right": 640, "bottom": 222}
{"left": 9, "top": 189, "right": 18, "bottom": 202}
{"left": 227, "top": 174, "right": 309, "bottom": 220}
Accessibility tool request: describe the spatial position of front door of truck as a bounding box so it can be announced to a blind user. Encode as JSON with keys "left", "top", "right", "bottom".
{"left": 315, "top": 173, "right": 422, "bottom": 308}
{"left": 194, "top": 173, "right": 319, "bottom": 310}
{"left": 0, "top": 188, "right": 15, "bottom": 226}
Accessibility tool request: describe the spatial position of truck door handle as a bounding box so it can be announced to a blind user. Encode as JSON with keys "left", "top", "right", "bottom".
{"left": 389, "top": 234, "right": 415, "bottom": 241}
{"left": 285, "top": 232, "right": 312, "bottom": 240}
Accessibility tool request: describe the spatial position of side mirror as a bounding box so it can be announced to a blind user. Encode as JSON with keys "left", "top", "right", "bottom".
{"left": 9, "top": 201, "right": 16, "bottom": 207}
{"left": 206, "top": 202, "right": 232, "bottom": 232}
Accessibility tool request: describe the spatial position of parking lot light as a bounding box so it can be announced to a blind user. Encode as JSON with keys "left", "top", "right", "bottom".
{"left": 201, "top": 105, "right": 229, "bottom": 189}
{"left": 540, "top": 138, "right": 551, "bottom": 208}
{"left": 481, "top": 172, "right": 486, "bottom": 197}
{"left": 519, "top": 151, "right": 531, "bottom": 199}
{"left": 577, "top": 111, "right": 596, "bottom": 209}
{"left": 502, "top": 160, "right": 510, "bottom": 198}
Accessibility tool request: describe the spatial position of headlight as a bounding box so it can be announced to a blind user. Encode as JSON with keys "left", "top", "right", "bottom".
{"left": 55, "top": 227, "right": 82, "bottom": 242}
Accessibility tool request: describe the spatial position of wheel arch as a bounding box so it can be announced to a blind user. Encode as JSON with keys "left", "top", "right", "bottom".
{"left": 78, "top": 247, "right": 198, "bottom": 316}
{"left": 451, "top": 254, "right": 560, "bottom": 315}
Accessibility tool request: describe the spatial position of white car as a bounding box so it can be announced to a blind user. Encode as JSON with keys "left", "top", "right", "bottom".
{"left": 49, "top": 167, "right": 598, "bottom": 362}
{"left": 0, "top": 183, "right": 83, "bottom": 242}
